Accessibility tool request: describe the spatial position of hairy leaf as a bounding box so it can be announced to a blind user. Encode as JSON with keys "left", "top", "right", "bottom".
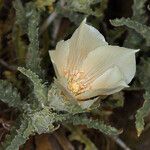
{"left": 2, "top": 107, "right": 70, "bottom": 149}
{"left": 55, "top": 3, "right": 85, "bottom": 25}
{"left": 135, "top": 58, "right": 150, "bottom": 136}
{"left": 48, "top": 83, "right": 84, "bottom": 114}
{"left": 124, "top": 0, "right": 148, "bottom": 47}
{"left": 29, "top": 107, "right": 70, "bottom": 134}
{"left": 64, "top": 0, "right": 101, "bottom": 16}
{"left": 132, "top": 0, "right": 148, "bottom": 23}
{"left": 13, "top": 0, "right": 27, "bottom": 32}
{"left": 67, "top": 114, "right": 121, "bottom": 136}
{"left": 18, "top": 67, "right": 47, "bottom": 107}
{"left": 56, "top": 0, "right": 107, "bottom": 23}
{"left": 110, "top": 0, "right": 148, "bottom": 48}
{"left": 0, "top": 80, "right": 22, "bottom": 108}
{"left": 2, "top": 118, "right": 34, "bottom": 150}
{"left": 26, "top": 3, "right": 42, "bottom": 76}
{"left": 136, "top": 92, "right": 150, "bottom": 136}
{"left": 14, "top": 1, "right": 42, "bottom": 75}
{"left": 110, "top": 18, "right": 150, "bottom": 46}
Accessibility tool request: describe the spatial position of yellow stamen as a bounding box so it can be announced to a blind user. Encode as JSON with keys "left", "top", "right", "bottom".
{"left": 63, "top": 70, "right": 88, "bottom": 95}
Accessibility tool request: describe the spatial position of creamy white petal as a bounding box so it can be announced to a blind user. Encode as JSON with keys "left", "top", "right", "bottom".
{"left": 78, "top": 97, "right": 99, "bottom": 109}
{"left": 91, "top": 66, "right": 128, "bottom": 89}
{"left": 51, "top": 61, "right": 60, "bottom": 78}
{"left": 77, "top": 81, "right": 128, "bottom": 100}
{"left": 67, "top": 19, "right": 108, "bottom": 72}
{"left": 81, "top": 46, "right": 138, "bottom": 84}
{"left": 49, "top": 40, "right": 69, "bottom": 76}
{"left": 77, "top": 66, "right": 129, "bottom": 100}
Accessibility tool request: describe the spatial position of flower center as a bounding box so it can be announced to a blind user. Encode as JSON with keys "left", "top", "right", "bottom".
{"left": 68, "top": 81, "right": 81, "bottom": 94}
{"left": 64, "top": 70, "right": 88, "bottom": 95}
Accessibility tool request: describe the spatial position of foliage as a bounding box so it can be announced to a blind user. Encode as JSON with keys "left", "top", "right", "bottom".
{"left": 2, "top": 118, "right": 34, "bottom": 150}
{"left": 0, "top": 0, "right": 150, "bottom": 149}
{"left": 56, "top": 0, "right": 108, "bottom": 24}
{"left": 136, "top": 92, "right": 150, "bottom": 137}
{"left": 67, "top": 114, "right": 121, "bottom": 136}
{"left": 132, "top": 0, "right": 148, "bottom": 22}
{"left": 111, "top": 0, "right": 148, "bottom": 48}
{"left": 135, "top": 59, "right": 150, "bottom": 136}
{"left": 124, "top": 0, "right": 148, "bottom": 47}
{"left": 18, "top": 67, "right": 47, "bottom": 108}
{"left": 110, "top": 18, "right": 150, "bottom": 46}
{"left": 63, "top": 0, "right": 101, "bottom": 17}
{"left": 110, "top": 0, "right": 150, "bottom": 137}
{"left": 25, "top": 3, "right": 42, "bottom": 76}
{"left": 13, "top": 0, "right": 27, "bottom": 32}
{"left": 0, "top": 80, "right": 22, "bottom": 108}
{"left": 48, "top": 83, "right": 84, "bottom": 114}
{"left": 1, "top": 65, "right": 120, "bottom": 149}
{"left": 14, "top": 0, "right": 42, "bottom": 75}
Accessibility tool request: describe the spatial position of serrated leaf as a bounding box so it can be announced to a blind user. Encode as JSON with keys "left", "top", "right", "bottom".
{"left": 55, "top": 4, "right": 85, "bottom": 25}
{"left": 64, "top": 0, "right": 99, "bottom": 16}
{"left": 0, "top": 80, "right": 22, "bottom": 108}
{"left": 25, "top": 2, "right": 42, "bottom": 76}
{"left": 14, "top": 1, "right": 42, "bottom": 76}
{"left": 110, "top": 18, "right": 150, "bottom": 46}
{"left": 48, "top": 83, "right": 84, "bottom": 114}
{"left": 132, "top": 0, "right": 148, "bottom": 23}
{"left": 56, "top": 0, "right": 107, "bottom": 23}
{"left": 13, "top": 0, "right": 27, "bottom": 32}
{"left": 136, "top": 92, "right": 150, "bottom": 136}
{"left": 67, "top": 114, "right": 121, "bottom": 136}
{"left": 121, "top": 0, "right": 148, "bottom": 48}
{"left": 135, "top": 58, "right": 150, "bottom": 136}
{"left": 123, "top": 0, "right": 148, "bottom": 48}
{"left": 29, "top": 107, "right": 70, "bottom": 134}
{"left": 2, "top": 118, "right": 34, "bottom": 150}
{"left": 2, "top": 108, "right": 70, "bottom": 150}
{"left": 18, "top": 67, "right": 47, "bottom": 107}
{"left": 30, "top": 108, "right": 55, "bottom": 134}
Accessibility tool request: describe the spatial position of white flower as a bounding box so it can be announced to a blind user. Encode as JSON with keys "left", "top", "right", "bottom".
{"left": 49, "top": 19, "right": 138, "bottom": 102}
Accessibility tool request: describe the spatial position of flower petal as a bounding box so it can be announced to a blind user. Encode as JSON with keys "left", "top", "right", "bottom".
{"left": 78, "top": 97, "right": 99, "bottom": 109}
{"left": 91, "top": 66, "right": 128, "bottom": 89}
{"left": 77, "top": 81, "right": 127, "bottom": 100}
{"left": 77, "top": 66, "right": 128, "bottom": 99}
{"left": 81, "top": 45, "right": 138, "bottom": 85}
{"left": 67, "top": 19, "right": 108, "bottom": 72}
{"left": 49, "top": 40, "right": 69, "bottom": 76}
